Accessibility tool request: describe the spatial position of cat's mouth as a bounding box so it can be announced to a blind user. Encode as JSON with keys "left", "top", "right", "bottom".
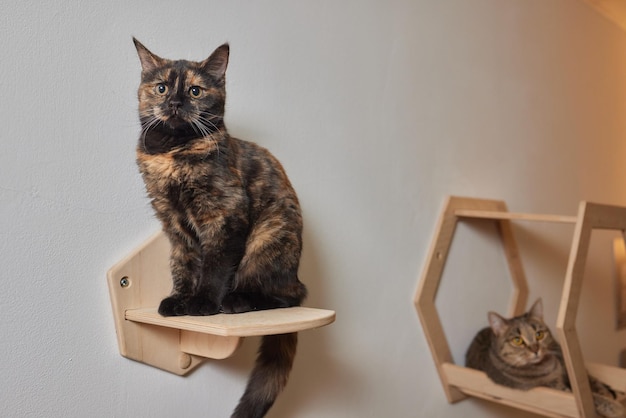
{"left": 528, "top": 352, "right": 548, "bottom": 364}
{"left": 163, "top": 114, "right": 189, "bottom": 129}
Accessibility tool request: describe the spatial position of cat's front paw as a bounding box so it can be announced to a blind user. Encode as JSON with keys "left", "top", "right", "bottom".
{"left": 221, "top": 292, "right": 294, "bottom": 313}
{"left": 221, "top": 292, "right": 254, "bottom": 314}
{"left": 186, "top": 295, "right": 220, "bottom": 316}
{"left": 158, "top": 296, "right": 188, "bottom": 316}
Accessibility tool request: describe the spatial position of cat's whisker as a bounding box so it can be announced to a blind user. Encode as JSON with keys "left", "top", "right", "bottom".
{"left": 139, "top": 117, "right": 160, "bottom": 139}
{"left": 189, "top": 120, "right": 204, "bottom": 138}
{"left": 139, "top": 114, "right": 164, "bottom": 152}
{"left": 191, "top": 119, "right": 209, "bottom": 139}
{"left": 197, "top": 114, "right": 221, "bottom": 132}
{"left": 188, "top": 115, "right": 221, "bottom": 158}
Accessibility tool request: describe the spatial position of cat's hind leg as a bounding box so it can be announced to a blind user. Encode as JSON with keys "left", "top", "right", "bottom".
{"left": 221, "top": 292, "right": 300, "bottom": 314}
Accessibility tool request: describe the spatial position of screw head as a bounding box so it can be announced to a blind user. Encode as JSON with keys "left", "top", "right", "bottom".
{"left": 120, "top": 277, "right": 130, "bottom": 288}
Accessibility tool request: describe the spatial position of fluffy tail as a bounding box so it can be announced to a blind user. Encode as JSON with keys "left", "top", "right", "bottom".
{"left": 593, "top": 394, "right": 625, "bottom": 418}
{"left": 231, "top": 333, "right": 298, "bottom": 418}
{"left": 589, "top": 374, "right": 625, "bottom": 418}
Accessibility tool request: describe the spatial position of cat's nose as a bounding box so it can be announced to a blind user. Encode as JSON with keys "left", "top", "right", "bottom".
{"left": 169, "top": 100, "right": 182, "bottom": 109}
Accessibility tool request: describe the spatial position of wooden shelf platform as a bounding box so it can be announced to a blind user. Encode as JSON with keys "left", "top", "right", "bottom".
{"left": 414, "top": 196, "right": 626, "bottom": 418}
{"left": 443, "top": 363, "right": 580, "bottom": 418}
{"left": 442, "top": 362, "right": 626, "bottom": 418}
{"left": 455, "top": 209, "right": 578, "bottom": 224}
{"left": 107, "top": 231, "right": 335, "bottom": 375}
{"left": 125, "top": 306, "right": 336, "bottom": 337}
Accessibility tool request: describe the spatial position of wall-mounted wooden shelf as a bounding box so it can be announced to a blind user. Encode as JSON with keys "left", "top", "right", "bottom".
{"left": 414, "top": 196, "right": 626, "bottom": 418}
{"left": 107, "top": 232, "right": 335, "bottom": 375}
{"left": 125, "top": 306, "right": 335, "bottom": 337}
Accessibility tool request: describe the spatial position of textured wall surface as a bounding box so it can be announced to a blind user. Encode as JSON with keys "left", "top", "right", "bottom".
{"left": 2, "top": 1, "right": 626, "bottom": 417}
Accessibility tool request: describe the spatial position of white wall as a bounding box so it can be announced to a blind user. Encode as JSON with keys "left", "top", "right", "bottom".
{"left": 2, "top": 1, "right": 626, "bottom": 417}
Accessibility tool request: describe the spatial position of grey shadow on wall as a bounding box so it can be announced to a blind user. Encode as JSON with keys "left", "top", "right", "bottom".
{"left": 269, "top": 226, "right": 363, "bottom": 417}
{"left": 207, "top": 223, "right": 361, "bottom": 417}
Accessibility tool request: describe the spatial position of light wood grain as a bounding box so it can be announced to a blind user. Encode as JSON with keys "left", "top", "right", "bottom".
{"left": 557, "top": 201, "right": 626, "bottom": 417}
{"left": 613, "top": 237, "right": 626, "bottom": 330}
{"left": 586, "top": 362, "right": 626, "bottom": 393}
{"left": 126, "top": 307, "right": 336, "bottom": 337}
{"left": 455, "top": 210, "right": 577, "bottom": 224}
{"left": 444, "top": 362, "right": 626, "bottom": 417}
{"left": 180, "top": 331, "right": 242, "bottom": 360}
{"left": 557, "top": 202, "right": 596, "bottom": 417}
{"left": 108, "top": 231, "right": 336, "bottom": 375}
{"left": 107, "top": 232, "right": 206, "bottom": 375}
{"left": 415, "top": 196, "right": 626, "bottom": 418}
{"left": 443, "top": 363, "right": 580, "bottom": 418}
{"left": 414, "top": 196, "right": 529, "bottom": 403}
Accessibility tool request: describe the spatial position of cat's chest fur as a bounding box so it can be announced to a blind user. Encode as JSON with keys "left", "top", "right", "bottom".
{"left": 490, "top": 348, "right": 565, "bottom": 388}
{"left": 136, "top": 145, "right": 244, "bottom": 222}
{"left": 138, "top": 149, "right": 195, "bottom": 179}
{"left": 137, "top": 151, "right": 202, "bottom": 197}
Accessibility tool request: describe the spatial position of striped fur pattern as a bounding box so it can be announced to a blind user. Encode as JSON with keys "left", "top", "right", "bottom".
{"left": 466, "top": 299, "right": 624, "bottom": 417}
{"left": 133, "top": 38, "right": 307, "bottom": 418}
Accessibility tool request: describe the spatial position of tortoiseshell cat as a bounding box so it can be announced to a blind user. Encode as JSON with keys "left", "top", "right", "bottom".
{"left": 466, "top": 299, "right": 624, "bottom": 417}
{"left": 133, "top": 38, "right": 307, "bottom": 418}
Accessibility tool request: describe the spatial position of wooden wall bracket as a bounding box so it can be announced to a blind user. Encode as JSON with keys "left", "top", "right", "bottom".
{"left": 107, "top": 232, "right": 335, "bottom": 375}
{"left": 414, "top": 196, "right": 626, "bottom": 418}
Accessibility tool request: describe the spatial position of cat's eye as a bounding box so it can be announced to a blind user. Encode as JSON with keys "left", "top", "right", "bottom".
{"left": 511, "top": 337, "right": 524, "bottom": 346}
{"left": 155, "top": 83, "right": 168, "bottom": 95}
{"left": 189, "top": 86, "right": 202, "bottom": 98}
{"left": 535, "top": 330, "right": 545, "bottom": 340}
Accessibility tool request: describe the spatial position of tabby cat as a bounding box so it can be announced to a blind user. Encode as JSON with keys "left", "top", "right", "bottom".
{"left": 133, "top": 38, "right": 307, "bottom": 418}
{"left": 466, "top": 299, "right": 624, "bottom": 417}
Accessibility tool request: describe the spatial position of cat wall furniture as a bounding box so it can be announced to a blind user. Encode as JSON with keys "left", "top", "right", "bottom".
{"left": 107, "top": 232, "right": 335, "bottom": 375}
{"left": 414, "top": 196, "right": 626, "bottom": 418}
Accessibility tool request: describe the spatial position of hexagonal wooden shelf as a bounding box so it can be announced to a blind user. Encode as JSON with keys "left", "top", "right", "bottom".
{"left": 414, "top": 196, "right": 626, "bottom": 418}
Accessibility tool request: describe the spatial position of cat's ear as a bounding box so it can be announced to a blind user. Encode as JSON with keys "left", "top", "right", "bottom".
{"left": 133, "top": 38, "right": 164, "bottom": 73}
{"left": 488, "top": 311, "right": 508, "bottom": 336}
{"left": 201, "top": 43, "right": 229, "bottom": 80}
{"left": 528, "top": 298, "right": 543, "bottom": 320}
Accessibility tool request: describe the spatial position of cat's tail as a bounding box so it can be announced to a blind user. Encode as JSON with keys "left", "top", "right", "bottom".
{"left": 594, "top": 393, "right": 625, "bottom": 418}
{"left": 231, "top": 332, "right": 298, "bottom": 418}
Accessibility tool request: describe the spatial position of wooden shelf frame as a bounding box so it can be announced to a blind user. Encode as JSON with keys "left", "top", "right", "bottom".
{"left": 414, "top": 196, "right": 626, "bottom": 418}
{"left": 107, "top": 232, "right": 335, "bottom": 375}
